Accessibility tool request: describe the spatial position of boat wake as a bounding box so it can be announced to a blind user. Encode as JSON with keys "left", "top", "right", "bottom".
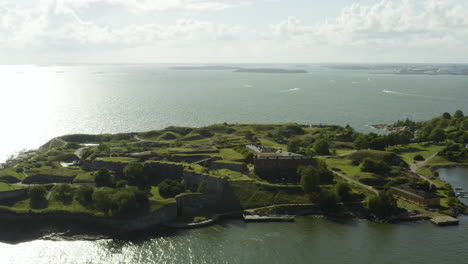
{"left": 382, "top": 90, "right": 468, "bottom": 102}
{"left": 282, "top": 88, "right": 300, "bottom": 93}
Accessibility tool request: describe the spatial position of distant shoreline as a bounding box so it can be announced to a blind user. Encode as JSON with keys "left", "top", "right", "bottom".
{"left": 170, "top": 66, "right": 307, "bottom": 74}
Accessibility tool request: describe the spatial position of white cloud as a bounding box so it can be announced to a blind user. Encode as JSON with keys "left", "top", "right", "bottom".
{"left": 1, "top": 0, "right": 468, "bottom": 63}
{"left": 271, "top": 0, "right": 468, "bottom": 50}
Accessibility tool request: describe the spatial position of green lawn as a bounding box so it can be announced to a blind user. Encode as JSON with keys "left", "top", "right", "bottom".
{"left": 210, "top": 169, "right": 245, "bottom": 180}
{"left": 150, "top": 186, "right": 163, "bottom": 199}
{"left": 323, "top": 157, "right": 361, "bottom": 178}
{"left": 219, "top": 148, "right": 245, "bottom": 161}
{"left": 73, "top": 172, "right": 95, "bottom": 183}
{"left": 0, "top": 182, "right": 24, "bottom": 192}
{"left": 388, "top": 143, "right": 445, "bottom": 164}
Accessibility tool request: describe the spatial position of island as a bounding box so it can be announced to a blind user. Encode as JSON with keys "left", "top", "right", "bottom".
{"left": 0, "top": 111, "right": 467, "bottom": 234}
{"left": 170, "top": 66, "right": 308, "bottom": 74}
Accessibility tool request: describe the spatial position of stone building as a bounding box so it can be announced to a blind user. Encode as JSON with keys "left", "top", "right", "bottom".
{"left": 246, "top": 144, "right": 313, "bottom": 182}
{"left": 390, "top": 185, "right": 440, "bottom": 207}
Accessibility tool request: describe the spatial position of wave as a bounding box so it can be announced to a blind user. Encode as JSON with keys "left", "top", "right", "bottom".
{"left": 243, "top": 84, "right": 253, "bottom": 88}
{"left": 282, "top": 88, "right": 300, "bottom": 93}
{"left": 382, "top": 90, "right": 468, "bottom": 102}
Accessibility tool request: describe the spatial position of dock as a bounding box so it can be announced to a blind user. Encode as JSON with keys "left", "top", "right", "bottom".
{"left": 243, "top": 214, "right": 295, "bottom": 223}
{"left": 430, "top": 216, "right": 459, "bottom": 226}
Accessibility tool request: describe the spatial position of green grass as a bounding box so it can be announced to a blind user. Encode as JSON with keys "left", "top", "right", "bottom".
{"left": 219, "top": 148, "right": 245, "bottom": 161}
{"left": 229, "top": 181, "right": 309, "bottom": 209}
{"left": 259, "top": 138, "right": 286, "bottom": 149}
{"left": 0, "top": 182, "right": 24, "bottom": 192}
{"left": 73, "top": 172, "right": 95, "bottom": 183}
{"left": 388, "top": 143, "right": 445, "bottom": 164}
{"left": 0, "top": 168, "right": 24, "bottom": 181}
{"left": 323, "top": 157, "right": 361, "bottom": 178}
{"left": 149, "top": 198, "right": 176, "bottom": 212}
{"left": 210, "top": 169, "right": 244, "bottom": 180}
{"left": 150, "top": 186, "right": 162, "bottom": 199}
{"left": 95, "top": 156, "right": 137, "bottom": 163}
{"left": 425, "top": 156, "right": 460, "bottom": 166}
{"left": 346, "top": 150, "right": 397, "bottom": 163}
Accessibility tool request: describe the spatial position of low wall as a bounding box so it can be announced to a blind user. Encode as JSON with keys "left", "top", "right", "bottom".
{"left": 209, "top": 161, "right": 248, "bottom": 174}
{"left": 182, "top": 171, "right": 227, "bottom": 196}
{"left": 82, "top": 160, "right": 128, "bottom": 176}
{"left": 23, "top": 175, "right": 75, "bottom": 184}
{"left": 0, "top": 189, "right": 28, "bottom": 203}
{"left": 0, "top": 202, "right": 178, "bottom": 232}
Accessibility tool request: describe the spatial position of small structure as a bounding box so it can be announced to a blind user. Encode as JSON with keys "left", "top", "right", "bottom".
{"left": 246, "top": 144, "right": 313, "bottom": 182}
{"left": 390, "top": 185, "right": 440, "bottom": 207}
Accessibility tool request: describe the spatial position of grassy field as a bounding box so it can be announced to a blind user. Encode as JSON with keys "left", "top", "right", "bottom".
{"left": 73, "top": 172, "right": 95, "bottom": 183}
{"left": 323, "top": 157, "right": 361, "bottom": 178}
{"left": 388, "top": 143, "right": 445, "bottom": 164}
{"left": 229, "top": 180, "right": 309, "bottom": 209}
{"left": 0, "top": 183, "right": 24, "bottom": 192}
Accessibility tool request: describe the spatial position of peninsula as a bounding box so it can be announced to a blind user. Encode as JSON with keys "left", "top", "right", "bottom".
{"left": 0, "top": 111, "right": 467, "bottom": 233}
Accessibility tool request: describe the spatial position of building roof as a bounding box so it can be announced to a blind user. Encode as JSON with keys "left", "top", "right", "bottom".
{"left": 246, "top": 144, "right": 303, "bottom": 157}
{"left": 391, "top": 185, "right": 439, "bottom": 199}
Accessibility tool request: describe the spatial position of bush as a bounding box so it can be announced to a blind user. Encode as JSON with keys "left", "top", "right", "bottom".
{"left": 75, "top": 185, "right": 94, "bottom": 207}
{"left": 95, "top": 168, "right": 114, "bottom": 187}
{"left": 124, "top": 163, "right": 150, "bottom": 191}
{"left": 361, "top": 158, "right": 391, "bottom": 174}
{"left": 115, "top": 180, "right": 128, "bottom": 188}
{"left": 158, "top": 179, "right": 185, "bottom": 198}
{"left": 29, "top": 185, "right": 48, "bottom": 209}
{"left": 367, "top": 191, "right": 398, "bottom": 218}
{"left": 53, "top": 184, "right": 74, "bottom": 204}
{"left": 413, "top": 154, "right": 425, "bottom": 161}
{"left": 314, "top": 139, "right": 330, "bottom": 155}
{"left": 335, "top": 182, "right": 352, "bottom": 202}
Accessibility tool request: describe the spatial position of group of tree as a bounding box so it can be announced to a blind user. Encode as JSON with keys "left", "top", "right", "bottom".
{"left": 28, "top": 184, "right": 149, "bottom": 216}
{"left": 353, "top": 131, "right": 412, "bottom": 151}
{"left": 360, "top": 158, "right": 391, "bottom": 175}
{"left": 367, "top": 191, "right": 399, "bottom": 219}
{"left": 157, "top": 178, "right": 185, "bottom": 198}
{"left": 439, "top": 142, "right": 468, "bottom": 163}
{"left": 416, "top": 110, "right": 467, "bottom": 143}
{"left": 298, "top": 160, "right": 334, "bottom": 193}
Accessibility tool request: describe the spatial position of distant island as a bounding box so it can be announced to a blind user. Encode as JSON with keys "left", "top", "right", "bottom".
{"left": 0, "top": 111, "right": 467, "bottom": 234}
{"left": 171, "top": 66, "right": 308, "bottom": 74}
{"left": 323, "top": 63, "right": 468, "bottom": 76}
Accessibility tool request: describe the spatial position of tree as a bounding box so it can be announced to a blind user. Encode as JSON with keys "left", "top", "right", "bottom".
{"left": 361, "top": 158, "right": 391, "bottom": 174}
{"left": 442, "top": 112, "right": 452, "bottom": 119}
{"left": 353, "top": 134, "right": 369, "bottom": 150}
{"left": 314, "top": 139, "right": 330, "bottom": 155}
{"left": 95, "top": 168, "right": 114, "bottom": 187}
{"left": 158, "top": 179, "right": 185, "bottom": 198}
{"left": 124, "top": 163, "right": 150, "bottom": 190}
{"left": 369, "top": 137, "right": 386, "bottom": 151}
{"left": 75, "top": 185, "right": 94, "bottom": 207}
{"left": 53, "top": 184, "right": 74, "bottom": 204}
{"left": 413, "top": 154, "right": 424, "bottom": 161}
{"left": 335, "top": 182, "right": 352, "bottom": 202}
{"left": 454, "top": 110, "right": 464, "bottom": 118}
{"left": 298, "top": 166, "right": 320, "bottom": 194}
{"left": 318, "top": 189, "right": 339, "bottom": 212}
{"left": 287, "top": 137, "right": 302, "bottom": 153}
{"left": 29, "top": 185, "right": 48, "bottom": 209}
{"left": 367, "top": 191, "right": 397, "bottom": 218}
{"left": 429, "top": 128, "right": 446, "bottom": 142}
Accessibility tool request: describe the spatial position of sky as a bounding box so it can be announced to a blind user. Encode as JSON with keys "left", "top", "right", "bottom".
{"left": 1, "top": 0, "right": 468, "bottom": 64}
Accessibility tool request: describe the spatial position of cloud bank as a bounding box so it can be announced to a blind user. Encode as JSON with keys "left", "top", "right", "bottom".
{"left": 1, "top": 0, "right": 467, "bottom": 63}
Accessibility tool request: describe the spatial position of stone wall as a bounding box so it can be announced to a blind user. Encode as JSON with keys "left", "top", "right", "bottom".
{"left": 0, "top": 202, "right": 178, "bottom": 232}
{"left": 209, "top": 161, "right": 248, "bottom": 174}
{"left": 82, "top": 160, "right": 128, "bottom": 176}
{"left": 0, "top": 189, "right": 28, "bottom": 203}
{"left": 182, "top": 171, "right": 227, "bottom": 196}
{"left": 23, "top": 175, "right": 75, "bottom": 184}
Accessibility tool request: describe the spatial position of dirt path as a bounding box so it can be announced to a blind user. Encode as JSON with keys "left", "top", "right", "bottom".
{"left": 409, "top": 152, "right": 438, "bottom": 185}
{"left": 333, "top": 171, "right": 378, "bottom": 194}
